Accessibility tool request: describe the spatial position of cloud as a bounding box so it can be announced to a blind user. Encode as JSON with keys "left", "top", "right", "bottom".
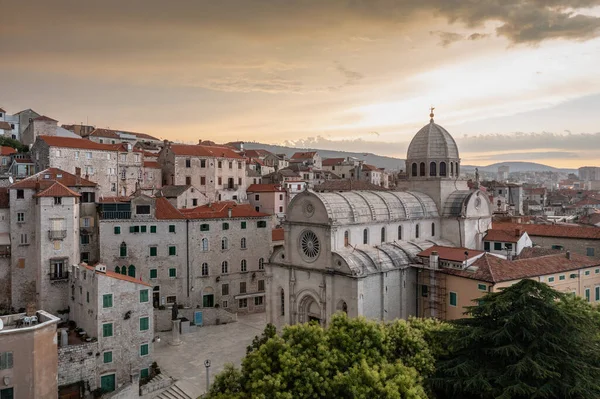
{"left": 468, "top": 33, "right": 490, "bottom": 41}
{"left": 430, "top": 31, "right": 464, "bottom": 47}
{"left": 204, "top": 75, "right": 306, "bottom": 94}
{"left": 467, "top": 151, "right": 581, "bottom": 161}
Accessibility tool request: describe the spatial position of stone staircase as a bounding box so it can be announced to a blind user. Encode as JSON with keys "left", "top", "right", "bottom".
{"left": 154, "top": 382, "right": 194, "bottom": 399}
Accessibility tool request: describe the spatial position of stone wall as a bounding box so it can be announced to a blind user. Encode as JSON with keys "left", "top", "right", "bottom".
{"left": 529, "top": 236, "right": 600, "bottom": 259}
{"left": 154, "top": 307, "right": 237, "bottom": 332}
{"left": 58, "top": 342, "right": 99, "bottom": 391}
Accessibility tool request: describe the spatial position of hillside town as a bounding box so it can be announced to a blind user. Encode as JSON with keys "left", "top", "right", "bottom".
{"left": 2, "top": 106, "right": 600, "bottom": 398}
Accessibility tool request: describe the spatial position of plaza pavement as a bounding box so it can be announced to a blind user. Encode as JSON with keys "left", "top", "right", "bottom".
{"left": 153, "top": 312, "right": 267, "bottom": 397}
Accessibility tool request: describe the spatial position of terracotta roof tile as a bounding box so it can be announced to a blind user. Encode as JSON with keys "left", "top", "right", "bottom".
{"left": 82, "top": 264, "right": 152, "bottom": 287}
{"left": 291, "top": 151, "right": 317, "bottom": 159}
{"left": 246, "top": 184, "right": 285, "bottom": 193}
{"left": 322, "top": 158, "right": 345, "bottom": 166}
{"left": 155, "top": 197, "right": 185, "bottom": 219}
{"left": 85, "top": 128, "right": 121, "bottom": 139}
{"left": 11, "top": 168, "right": 97, "bottom": 189}
{"left": 12, "top": 157, "right": 33, "bottom": 164}
{"left": 143, "top": 161, "right": 161, "bottom": 168}
{"left": 244, "top": 149, "right": 272, "bottom": 158}
{"left": 180, "top": 202, "right": 269, "bottom": 219}
{"left": 0, "top": 146, "right": 17, "bottom": 156}
{"left": 493, "top": 222, "right": 600, "bottom": 240}
{"left": 272, "top": 228, "right": 284, "bottom": 242}
{"left": 34, "top": 181, "right": 81, "bottom": 197}
{"left": 38, "top": 135, "right": 118, "bottom": 151}
{"left": 418, "top": 245, "right": 484, "bottom": 262}
{"left": 143, "top": 151, "right": 159, "bottom": 158}
{"left": 169, "top": 144, "right": 243, "bottom": 159}
{"left": 361, "top": 164, "right": 380, "bottom": 171}
{"left": 484, "top": 229, "right": 524, "bottom": 243}
{"left": 0, "top": 122, "right": 12, "bottom": 130}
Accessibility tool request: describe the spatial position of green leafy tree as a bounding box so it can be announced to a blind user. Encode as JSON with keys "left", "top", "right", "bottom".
{"left": 0, "top": 136, "right": 28, "bottom": 152}
{"left": 433, "top": 279, "right": 600, "bottom": 399}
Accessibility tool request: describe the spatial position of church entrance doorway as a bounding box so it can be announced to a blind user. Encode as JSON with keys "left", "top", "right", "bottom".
{"left": 298, "top": 294, "right": 322, "bottom": 325}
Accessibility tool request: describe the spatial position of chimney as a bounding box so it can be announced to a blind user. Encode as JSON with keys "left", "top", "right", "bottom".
{"left": 566, "top": 251, "right": 571, "bottom": 260}
{"left": 228, "top": 207, "right": 232, "bottom": 218}
{"left": 198, "top": 139, "right": 202, "bottom": 145}
{"left": 515, "top": 228, "right": 521, "bottom": 237}
{"left": 429, "top": 251, "right": 439, "bottom": 270}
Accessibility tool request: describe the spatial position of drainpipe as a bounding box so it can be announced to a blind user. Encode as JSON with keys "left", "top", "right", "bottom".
{"left": 186, "top": 219, "right": 190, "bottom": 297}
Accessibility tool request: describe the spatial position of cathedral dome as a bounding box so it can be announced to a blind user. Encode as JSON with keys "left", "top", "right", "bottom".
{"left": 406, "top": 120, "right": 459, "bottom": 160}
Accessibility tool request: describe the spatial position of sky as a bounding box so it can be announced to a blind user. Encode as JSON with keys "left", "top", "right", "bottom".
{"left": 2, "top": 0, "right": 600, "bottom": 168}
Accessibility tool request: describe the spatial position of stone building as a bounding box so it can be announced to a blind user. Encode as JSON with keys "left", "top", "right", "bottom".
{"left": 290, "top": 151, "right": 322, "bottom": 169}
{"left": 246, "top": 183, "right": 287, "bottom": 221}
{"left": 0, "top": 147, "right": 17, "bottom": 174}
{"left": 82, "top": 127, "right": 162, "bottom": 147}
{"left": 20, "top": 116, "right": 61, "bottom": 146}
{"left": 98, "top": 195, "right": 272, "bottom": 314}
{"left": 154, "top": 185, "right": 208, "bottom": 209}
{"left": 66, "top": 262, "right": 154, "bottom": 394}
{"left": 9, "top": 168, "right": 98, "bottom": 314}
{"left": 266, "top": 115, "right": 493, "bottom": 328}
{"left": 0, "top": 310, "right": 60, "bottom": 399}
{"left": 158, "top": 142, "right": 248, "bottom": 202}
{"left": 0, "top": 188, "right": 9, "bottom": 310}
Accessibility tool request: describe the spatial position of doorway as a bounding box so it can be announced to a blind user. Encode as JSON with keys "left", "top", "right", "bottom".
{"left": 153, "top": 286, "right": 160, "bottom": 308}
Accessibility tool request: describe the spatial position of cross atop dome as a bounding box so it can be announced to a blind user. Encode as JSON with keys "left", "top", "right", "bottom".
{"left": 429, "top": 106, "right": 435, "bottom": 122}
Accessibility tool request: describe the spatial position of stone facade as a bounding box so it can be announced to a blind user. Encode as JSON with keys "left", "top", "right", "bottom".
{"left": 21, "top": 116, "right": 59, "bottom": 146}
{"left": 58, "top": 341, "right": 99, "bottom": 392}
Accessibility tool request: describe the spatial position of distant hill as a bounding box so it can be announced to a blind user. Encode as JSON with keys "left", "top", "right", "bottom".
{"left": 462, "top": 162, "right": 576, "bottom": 174}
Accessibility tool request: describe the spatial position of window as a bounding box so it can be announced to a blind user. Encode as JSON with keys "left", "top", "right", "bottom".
{"left": 381, "top": 227, "right": 386, "bottom": 242}
{"left": 281, "top": 289, "right": 285, "bottom": 316}
{"left": 596, "top": 286, "right": 600, "bottom": 301}
{"left": 431, "top": 222, "right": 435, "bottom": 236}
{"left": 241, "top": 237, "right": 246, "bottom": 249}
{"left": 86, "top": 152, "right": 92, "bottom": 159}
{"left": 130, "top": 226, "right": 140, "bottom": 233}
{"left": 169, "top": 246, "right": 177, "bottom": 256}
{"left": 221, "top": 237, "right": 228, "bottom": 250}
{"left": 0, "top": 352, "right": 13, "bottom": 370}
{"left": 203, "top": 294, "right": 214, "bottom": 307}
{"left": 363, "top": 229, "right": 368, "bottom": 244}
{"left": 239, "top": 298, "right": 248, "bottom": 308}
{"left": 259, "top": 258, "right": 264, "bottom": 270}
{"left": 255, "top": 296, "right": 264, "bottom": 306}
{"left": 103, "top": 351, "right": 112, "bottom": 364}
{"left": 17, "top": 212, "right": 24, "bottom": 222}
{"left": 167, "top": 296, "right": 176, "bottom": 304}
{"left": 150, "top": 269, "right": 157, "bottom": 279}
{"left": 218, "top": 177, "right": 222, "bottom": 186}
{"left": 585, "top": 270, "right": 591, "bottom": 276}
{"left": 255, "top": 194, "right": 260, "bottom": 201}
{"left": 258, "top": 279, "right": 265, "bottom": 291}
{"left": 103, "top": 294, "right": 113, "bottom": 308}
{"left": 102, "top": 323, "right": 113, "bottom": 337}
{"left": 421, "top": 285, "right": 429, "bottom": 297}
{"left": 477, "top": 284, "right": 487, "bottom": 291}
{"left": 257, "top": 221, "right": 267, "bottom": 228}
{"left": 585, "top": 288, "right": 591, "bottom": 302}
{"left": 201, "top": 224, "right": 210, "bottom": 231}
{"left": 140, "top": 289, "right": 149, "bottom": 303}
{"left": 83, "top": 217, "right": 90, "bottom": 228}
{"left": 238, "top": 161, "right": 242, "bottom": 169}
{"left": 241, "top": 259, "right": 247, "bottom": 272}
{"left": 548, "top": 276, "right": 555, "bottom": 282}
{"left": 570, "top": 273, "right": 577, "bottom": 279}
{"left": 136, "top": 205, "right": 150, "bottom": 215}
{"left": 120, "top": 242, "right": 127, "bottom": 257}
{"left": 140, "top": 344, "right": 149, "bottom": 357}
{"left": 344, "top": 230, "right": 350, "bottom": 247}
{"left": 222, "top": 284, "right": 229, "bottom": 295}
{"left": 140, "top": 316, "right": 150, "bottom": 331}
{"left": 201, "top": 262, "right": 209, "bottom": 276}
{"left": 559, "top": 275, "right": 565, "bottom": 280}
{"left": 16, "top": 189, "right": 24, "bottom": 199}
{"left": 20, "top": 233, "right": 28, "bottom": 245}
{"left": 505, "top": 243, "right": 513, "bottom": 250}
{"left": 587, "top": 248, "right": 595, "bottom": 257}
{"left": 185, "top": 176, "right": 191, "bottom": 185}
{"left": 87, "top": 292, "right": 89, "bottom": 303}
{"left": 169, "top": 268, "right": 176, "bottom": 278}
{"left": 239, "top": 281, "right": 247, "bottom": 294}
{"left": 398, "top": 226, "right": 402, "bottom": 240}
{"left": 192, "top": 199, "right": 198, "bottom": 206}
{"left": 201, "top": 176, "right": 206, "bottom": 185}
{"left": 484, "top": 241, "right": 490, "bottom": 251}
{"left": 201, "top": 238, "right": 209, "bottom": 251}
{"left": 185, "top": 158, "right": 191, "bottom": 168}
{"left": 111, "top": 183, "right": 116, "bottom": 192}
{"left": 149, "top": 246, "right": 157, "bottom": 257}
{"left": 141, "top": 368, "right": 149, "bottom": 379}
{"left": 128, "top": 265, "right": 136, "bottom": 277}
{"left": 150, "top": 225, "right": 156, "bottom": 233}
{"left": 494, "top": 242, "right": 502, "bottom": 251}
{"left": 169, "top": 225, "right": 176, "bottom": 233}
{"left": 439, "top": 161, "right": 447, "bottom": 177}
{"left": 415, "top": 224, "right": 420, "bottom": 239}
{"left": 82, "top": 192, "right": 95, "bottom": 203}
{"left": 201, "top": 159, "right": 206, "bottom": 168}
{"left": 429, "top": 161, "right": 437, "bottom": 176}
{"left": 222, "top": 222, "right": 229, "bottom": 230}
{"left": 419, "top": 162, "right": 425, "bottom": 176}
{"left": 449, "top": 292, "right": 457, "bottom": 307}
{"left": 218, "top": 161, "right": 222, "bottom": 168}
{"left": 54, "top": 197, "right": 62, "bottom": 205}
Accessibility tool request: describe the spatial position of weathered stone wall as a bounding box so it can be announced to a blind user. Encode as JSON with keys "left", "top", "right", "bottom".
{"left": 529, "top": 235, "right": 600, "bottom": 258}
{"left": 153, "top": 307, "right": 237, "bottom": 332}
{"left": 21, "top": 119, "right": 58, "bottom": 146}
{"left": 58, "top": 342, "right": 99, "bottom": 391}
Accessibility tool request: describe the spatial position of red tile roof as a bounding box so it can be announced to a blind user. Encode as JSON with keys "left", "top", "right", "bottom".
{"left": 441, "top": 252, "right": 600, "bottom": 283}
{"left": 244, "top": 149, "right": 271, "bottom": 158}
{"left": 11, "top": 168, "right": 97, "bottom": 189}
{"left": 82, "top": 264, "right": 152, "bottom": 287}
{"left": 155, "top": 197, "right": 186, "bottom": 220}
{"left": 34, "top": 181, "right": 81, "bottom": 198}
{"left": 362, "top": 164, "right": 380, "bottom": 171}
{"left": 246, "top": 184, "right": 285, "bottom": 193}
{"left": 322, "top": 158, "right": 345, "bottom": 166}
{"left": 0, "top": 188, "right": 8, "bottom": 209}
{"left": 493, "top": 222, "right": 600, "bottom": 240}
{"left": 0, "top": 122, "right": 12, "bottom": 130}
{"left": 180, "top": 201, "right": 270, "bottom": 219}
{"left": 272, "top": 228, "right": 284, "bottom": 242}
{"left": 12, "top": 158, "right": 33, "bottom": 164}
{"left": 169, "top": 144, "right": 243, "bottom": 159}
{"left": 291, "top": 151, "right": 317, "bottom": 160}
{"left": 143, "top": 151, "right": 158, "bottom": 158}
{"left": 0, "top": 146, "right": 17, "bottom": 156}
{"left": 33, "top": 115, "right": 58, "bottom": 122}
{"left": 143, "top": 161, "right": 161, "bottom": 168}
{"left": 38, "top": 135, "right": 118, "bottom": 151}
{"left": 572, "top": 197, "right": 600, "bottom": 206}
{"left": 418, "top": 245, "right": 484, "bottom": 262}
{"left": 484, "top": 229, "right": 524, "bottom": 243}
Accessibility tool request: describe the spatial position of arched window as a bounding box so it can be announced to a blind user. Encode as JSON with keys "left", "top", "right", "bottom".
{"left": 416, "top": 224, "right": 420, "bottom": 239}
{"left": 221, "top": 261, "right": 228, "bottom": 274}
{"left": 363, "top": 228, "right": 368, "bottom": 244}
{"left": 419, "top": 162, "right": 425, "bottom": 176}
{"left": 440, "top": 162, "right": 447, "bottom": 177}
{"left": 128, "top": 265, "right": 136, "bottom": 277}
{"left": 115, "top": 266, "right": 120, "bottom": 274}
{"left": 381, "top": 227, "right": 386, "bottom": 243}
{"left": 119, "top": 242, "right": 127, "bottom": 257}
{"left": 450, "top": 162, "right": 454, "bottom": 176}
{"left": 398, "top": 225, "right": 402, "bottom": 240}
{"left": 431, "top": 222, "right": 435, "bottom": 236}
{"left": 344, "top": 231, "right": 350, "bottom": 247}
{"left": 221, "top": 237, "right": 228, "bottom": 250}
{"left": 429, "top": 161, "right": 437, "bottom": 176}
{"left": 241, "top": 237, "right": 247, "bottom": 249}
{"left": 456, "top": 163, "right": 460, "bottom": 176}
{"left": 121, "top": 266, "right": 127, "bottom": 275}
{"left": 411, "top": 163, "right": 417, "bottom": 177}
{"left": 241, "top": 259, "right": 247, "bottom": 272}
{"left": 201, "top": 262, "right": 209, "bottom": 276}
{"left": 281, "top": 289, "right": 285, "bottom": 316}
{"left": 259, "top": 258, "right": 265, "bottom": 270}
{"left": 201, "top": 238, "right": 208, "bottom": 252}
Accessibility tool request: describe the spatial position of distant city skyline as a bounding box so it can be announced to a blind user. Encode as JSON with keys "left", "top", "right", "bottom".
{"left": 2, "top": 1, "right": 600, "bottom": 168}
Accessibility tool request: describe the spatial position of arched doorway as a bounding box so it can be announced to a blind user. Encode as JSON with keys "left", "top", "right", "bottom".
{"left": 336, "top": 300, "right": 348, "bottom": 314}
{"left": 298, "top": 294, "right": 322, "bottom": 324}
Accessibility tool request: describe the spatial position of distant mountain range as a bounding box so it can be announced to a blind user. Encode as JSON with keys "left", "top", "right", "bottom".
{"left": 242, "top": 142, "right": 577, "bottom": 174}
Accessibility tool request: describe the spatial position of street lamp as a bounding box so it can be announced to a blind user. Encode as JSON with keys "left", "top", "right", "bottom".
{"left": 204, "top": 359, "right": 211, "bottom": 392}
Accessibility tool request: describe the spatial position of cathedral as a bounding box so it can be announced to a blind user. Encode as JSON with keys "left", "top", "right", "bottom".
{"left": 265, "top": 114, "right": 493, "bottom": 327}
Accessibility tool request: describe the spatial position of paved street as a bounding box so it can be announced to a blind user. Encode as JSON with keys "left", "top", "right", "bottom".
{"left": 153, "top": 312, "right": 267, "bottom": 397}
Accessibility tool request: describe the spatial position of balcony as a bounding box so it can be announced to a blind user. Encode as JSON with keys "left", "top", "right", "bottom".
{"left": 223, "top": 184, "right": 239, "bottom": 191}
{"left": 100, "top": 211, "right": 132, "bottom": 220}
{"left": 48, "top": 230, "right": 67, "bottom": 240}
{"left": 49, "top": 271, "right": 69, "bottom": 281}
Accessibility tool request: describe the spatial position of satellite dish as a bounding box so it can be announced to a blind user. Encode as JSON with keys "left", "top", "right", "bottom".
{"left": 8, "top": 176, "right": 13, "bottom": 184}
{"left": 0, "top": 318, "right": 4, "bottom": 331}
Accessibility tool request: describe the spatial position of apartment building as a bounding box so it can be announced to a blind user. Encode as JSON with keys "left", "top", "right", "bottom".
{"left": 98, "top": 195, "right": 272, "bottom": 314}
{"left": 289, "top": 151, "right": 322, "bottom": 169}
{"left": 246, "top": 184, "right": 287, "bottom": 221}
{"left": 158, "top": 142, "right": 247, "bottom": 202}
{"left": 483, "top": 229, "right": 533, "bottom": 257}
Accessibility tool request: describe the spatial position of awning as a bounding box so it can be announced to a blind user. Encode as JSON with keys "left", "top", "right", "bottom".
{"left": 0, "top": 233, "right": 10, "bottom": 246}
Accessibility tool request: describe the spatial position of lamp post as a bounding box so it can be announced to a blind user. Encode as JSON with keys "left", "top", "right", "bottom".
{"left": 204, "top": 359, "right": 211, "bottom": 392}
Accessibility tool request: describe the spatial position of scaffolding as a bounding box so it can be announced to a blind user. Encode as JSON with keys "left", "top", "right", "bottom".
{"left": 418, "top": 267, "right": 447, "bottom": 320}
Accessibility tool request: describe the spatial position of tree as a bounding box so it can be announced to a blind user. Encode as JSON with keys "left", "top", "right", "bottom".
{"left": 207, "top": 314, "right": 437, "bottom": 399}
{"left": 433, "top": 279, "right": 600, "bottom": 399}
{"left": 0, "top": 136, "right": 28, "bottom": 153}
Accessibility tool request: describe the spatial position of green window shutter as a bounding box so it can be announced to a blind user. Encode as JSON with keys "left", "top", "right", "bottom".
{"left": 140, "top": 344, "right": 149, "bottom": 356}
{"left": 241, "top": 221, "right": 247, "bottom": 229}
{"left": 86, "top": 292, "right": 89, "bottom": 303}
{"left": 103, "top": 294, "right": 113, "bottom": 308}
{"left": 140, "top": 368, "right": 149, "bottom": 379}
{"left": 201, "top": 224, "right": 209, "bottom": 231}
{"left": 150, "top": 247, "right": 157, "bottom": 257}
{"left": 150, "top": 225, "right": 157, "bottom": 233}
{"left": 222, "top": 222, "right": 229, "bottom": 230}
{"left": 449, "top": 292, "right": 457, "bottom": 307}
{"left": 548, "top": 277, "right": 554, "bottom": 282}
{"left": 140, "top": 317, "right": 149, "bottom": 331}
{"left": 140, "top": 289, "right": 149, "bottom": 303}
{"left": 114, "top": 226, "right": 121, "bottom": 235}
{"left": 169, "top": 268, "right": 176, "bottom": 278}
{"left": 585, "top": 288, "right": 591, "bottom": 302}
{"left": 477, "top": 284, "right": 487, "bottom": 291}
{"left": 130, "top": 226, "right": 135, "bottom": 233}
{"left": 169, "top": 225, "right": 175, "bottom": 233}
{"left": 150, "top": 269, "right": 157, "bottom": 279}
{"left": 596, "top": 286, "right": 600, "bottom": 301}
{"left": 103, "top": 351, "right": 112, "bottom": 363}
{"left": 169, "top": 246, "right": 176, "bottom": 256}
{"left": 103, "top": 323, "right": 113, "bottom": 337}
{"left": 141, "top": 226, "right": 147, "bottom": 233}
